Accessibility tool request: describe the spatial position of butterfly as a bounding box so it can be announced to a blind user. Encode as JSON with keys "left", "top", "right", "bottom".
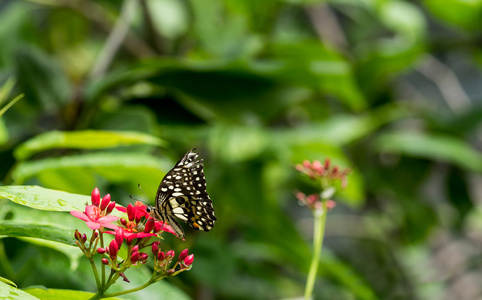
{"left": 146, "top": 149, "right": 217, "bottom": 239}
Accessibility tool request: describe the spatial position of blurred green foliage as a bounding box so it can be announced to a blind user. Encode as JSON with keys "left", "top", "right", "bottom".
{"left": 1, "top": 0, "right": 482, "bottom": 299}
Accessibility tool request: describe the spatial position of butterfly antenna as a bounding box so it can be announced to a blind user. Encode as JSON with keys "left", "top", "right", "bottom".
{"left": 137, "top": 183, "right": 152, "bottom": 206}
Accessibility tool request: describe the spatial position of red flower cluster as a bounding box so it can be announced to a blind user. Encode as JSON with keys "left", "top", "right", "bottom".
{"left": 71, "top": 188, "right": 194, "bottom": 290}
{"left": 295, "top": 159, "right": 350, "bottom": 188}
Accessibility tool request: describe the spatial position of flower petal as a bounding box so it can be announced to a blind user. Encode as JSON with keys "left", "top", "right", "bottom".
{"left": 116, "top": 207, "right": 127, "bottom": 213}
{"left": 70, "top": 211, "right": 90, "bottom": 222}
{"left": 98, "top": 215, "right": 119, "bottom": 223}
{"left": 86, "top": 221, "right": 101, "bottom": 230}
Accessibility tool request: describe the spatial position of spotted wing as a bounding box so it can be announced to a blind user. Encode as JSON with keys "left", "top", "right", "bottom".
{"left": 153, "top": 149, "right": 217, "bottom": 238}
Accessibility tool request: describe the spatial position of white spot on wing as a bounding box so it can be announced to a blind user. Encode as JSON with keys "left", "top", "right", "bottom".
{"left": 172, "top": 207, "right": 184, "bottom": 214}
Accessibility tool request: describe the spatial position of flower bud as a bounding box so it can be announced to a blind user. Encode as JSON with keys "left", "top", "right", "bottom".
{"left": 97, "top": 247, "right": 106, "bottom": 254}
{"left": 101, "top": 258, "right": 109, "bottom": 265}
{"left": 131, "top": 251, "right": 140, "bottom": 263}
{"left": 109, "top": 240, "right": 119, "bottom": 260}
{"left": 183, "top": 254, "right": 194, "bottom": 266}
{"left": 157, "top": 251, "right": 165, "bottom": 261}
{"left": 178, "top": 249, "right": 189, "bottom": 261}
{"left": 166, "top": 250, "right": 175, "bottom": 258}
{"left": 119, "top": 272, "right": 130, "bottom": 283}
{"left": 139, "top": 252, "right": 148, "bottom": 262}
{"left": 93, "top": 231, "right": 99, "bottom": 239}
{"left": 126, "top": 236, "right": 135, "bottom": 245}
{"left": 135, "top": 210, "right": 143, "bottom": 224}
{"left": 152, "top": 241, "right": 159, "bottom": 255}
{"left": 166, "top": 269, "right": 175, "bottom": 276}
{"left": 81, "top": 234, "right": 87, "bottom": 244}
{"left": 100, "top": 194, "right": 111, "bottom": 211}
{"left": 127, "top": 204, "right": 135, "bottom": 221}
{"left": 91, "top": 188, "right": 100, "bottom": 206}
{"left": 115, "top": 228, "right": 124, "bottom": 246}
{"left": 144, "top": 219, "right": 155, "bottom": 233}
{"left": 106, "top": 201, "right": 116, "bottom": 214}
{"left": 74, "top": 230, "right": 82, "bottom": 242}
{"left": 120, "top": 218, "right": 127, "bottom": 226}
{"left": 324, "top": 158, "right": 330, "bottom": 170}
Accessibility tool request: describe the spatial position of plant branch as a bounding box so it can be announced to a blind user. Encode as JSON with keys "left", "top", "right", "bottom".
{"left": 89, "top": 0, "right": 140, "bottom": 80}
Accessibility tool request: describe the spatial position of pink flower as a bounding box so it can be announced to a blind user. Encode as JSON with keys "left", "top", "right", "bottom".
{"left": 71, "top": 205, "right": 119, "bottom": 230}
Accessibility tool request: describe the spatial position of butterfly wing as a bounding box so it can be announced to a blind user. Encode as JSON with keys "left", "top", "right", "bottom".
{"left": 153, "top": 149, "right": 217, "bottom": 238}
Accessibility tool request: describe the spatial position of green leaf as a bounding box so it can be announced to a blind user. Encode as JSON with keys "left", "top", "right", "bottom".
{"left": 275, "top": 104, "right": 406, "bottom": 147}
{"left": 11, "top": 153, "right": 168, "bottom": 195}
{"left": 265, "top": 41, "right": 367, "bottom": 111}
{"left": 19, "top": 238, "right": 82, "bottom": 271}
{"left": 23, "top": 288, "right": 121, "bottom": 300}
{"left": 424, "top": 0, "right": 482, "bottom": 30}
{"left": 0, "top": 277, "right": 16, "bottom": 288}
{"left": 14, "top": 46, "right": 72, "bottom": 110}
{"left": 0, "top": 221, "right": 75, "bottom": 245}
{"left": 14, "top": 130, "right": 165, "bottom": 160}
{"left": 0, "top": 281, "right": 38, "bottom": 300}
{"left": 374, "top": 131, "right": 482, "bottom": 172}
{"left": 0, "top": 185, "right": 88, "bottom": 211}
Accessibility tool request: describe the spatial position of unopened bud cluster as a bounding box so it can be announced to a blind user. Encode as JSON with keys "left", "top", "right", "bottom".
{"left": 295, "top": 159, "right": 350, "bottom": 212}
{"left": 151, "top": 243, "right": 194, "bottom": 277}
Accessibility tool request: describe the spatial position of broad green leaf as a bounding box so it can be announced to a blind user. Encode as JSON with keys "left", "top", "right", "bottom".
{"left": 275, "top": 104, "right": 406, "bottom": 147}
{"left": 0, "top": 185, "right": 88, "bottom": 211}
{"left": 424, "top": 0, "right": 482, "bottom": 30}
{"left": 0, "top": 221, "right": 75, "bottom": 245}
{"left": 265, "top": 41, "right": 367, "bottom": 111}
{"left": 23, "top": 288, "right": 121, "bottom": 300}
{"left": 0, "top": 281, "right": 38, "bottom": 300}
{"left": 375, "top": 131, "right": 482, "bottom": 172}
{"left": 11, "top": 152, "right": 169, "bottom": 195}
{"left": 19, "top": 238, "right": 82, "bottom": 271}
{"left": 15, "top": 46, "right": 71, "bottom": 110}
{"left": 209, "top": 124, "right": 268, "bottom": 162}
{"left": 0, "top": 277, "right": 16, "bottom": 288}
{"left": 14, "top": 130, "right": 165, "bottom": 160}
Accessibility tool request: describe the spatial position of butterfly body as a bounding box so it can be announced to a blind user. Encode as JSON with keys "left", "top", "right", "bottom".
{"left": 148, "top": 149, "right": 216, "bottom": 239}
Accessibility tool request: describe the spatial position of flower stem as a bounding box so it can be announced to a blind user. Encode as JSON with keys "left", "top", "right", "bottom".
{"left": 104, "top": 276, "right": 157, "bottom": 297}
{"left": 89, "top": 257, "right": 102, "bottom": 290}
{"left": 304, "top": 198, "right": 328, "bottom": 300}
{"left": 100, "top": 233, "right": 105, "bottom": 285}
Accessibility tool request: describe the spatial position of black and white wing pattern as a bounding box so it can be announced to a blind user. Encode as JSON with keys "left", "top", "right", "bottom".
{"left": 149, "top": 149, "right": 216, "bottom": 239}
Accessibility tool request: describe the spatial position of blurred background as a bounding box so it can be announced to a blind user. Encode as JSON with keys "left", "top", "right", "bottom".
{"left": 1, "top": 0, "right": 482, "bottom": 299}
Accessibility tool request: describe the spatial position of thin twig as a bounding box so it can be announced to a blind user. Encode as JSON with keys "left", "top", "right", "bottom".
{"left": 89, "top": 0, "right": 140, "bottom": 80}
{"left": 417, "top": 54, "right": 471, "bottom": 114}
{"left": 305, "top": 3, "right": 348, "bottom": 51}
{"left": 140, "top": 0, "right": 164, "bottom": 54}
